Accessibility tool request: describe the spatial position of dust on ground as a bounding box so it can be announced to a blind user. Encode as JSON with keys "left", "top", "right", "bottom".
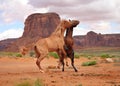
{"left": 0, "top": 57, "right": 120, "bottom": 86}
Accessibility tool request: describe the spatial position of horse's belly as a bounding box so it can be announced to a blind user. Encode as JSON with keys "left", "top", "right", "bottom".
{"left": 46, "top": 37, "right": 64, "bottom": 52}
{"left": 48, "top": 44, "right": 58, "bottom": 52}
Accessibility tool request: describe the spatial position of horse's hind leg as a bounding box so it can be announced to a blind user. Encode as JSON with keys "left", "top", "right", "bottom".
{"left": 60, "top": 57, "right": 65, "bottom": 72}
{"left": 61, "top": 53, "right": 65, "bottom": 72}
{"left": 35, "top": 53, "right": 41, "bottom": 69}
{"left": 36, "top": 59, "right": 40, "bottom": 69}
{"left": 36, "top": 54, "right": 45, "bottom": 73}
{"left": 71, "top": 51, "right": 78, "bottom": 72}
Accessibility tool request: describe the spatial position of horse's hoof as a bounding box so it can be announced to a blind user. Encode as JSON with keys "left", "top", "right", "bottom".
{"left": 75, "top": 70, "right": 78, "bottom": 72}
{"left": 40, "top": 70, "right": 44, "bottom": 73}
{"left": 57, "top": 66, "right": 60, "bottom": 69}
{"left": 66, "top": 64, "right": 69, "bottom": 67}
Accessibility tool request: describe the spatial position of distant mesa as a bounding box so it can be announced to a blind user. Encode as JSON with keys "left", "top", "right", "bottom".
{"left": 74, "top": 31, "right": 120, "bottom": 48}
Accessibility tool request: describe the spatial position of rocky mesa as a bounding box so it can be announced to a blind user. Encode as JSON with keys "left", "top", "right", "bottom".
{"left": 74, "top": 31, "right": 120, "bottom": 48}
{"left": 0, "top": 12, "right": 60, "bottom": 52}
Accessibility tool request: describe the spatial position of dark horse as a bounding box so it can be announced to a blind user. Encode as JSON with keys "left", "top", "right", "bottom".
{"left": 63, "top": 20, "right": 79, "bottom": 72}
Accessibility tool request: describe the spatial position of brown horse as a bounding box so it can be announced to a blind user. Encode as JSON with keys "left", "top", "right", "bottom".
{"left": 34, "top": 20, "right": 76, "bottom": 73}
{"left": 57, "top": 20, "right": 79, "bottom": 72}
{"left": 64, "top": 20, "right": 79, "bottom": 72}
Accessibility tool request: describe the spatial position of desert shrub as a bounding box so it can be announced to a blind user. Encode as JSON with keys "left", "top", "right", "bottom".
{"left": 74, "top": 52, "right": 80, "bottom": 59}
{"left": 0, "top": 52, "right": 14, "bottom": 57}
{"left": 49, "top": 52, "right": 59, "bottom": 59}
{"left": 100, "top": 54, "right": 111, "bottom": 59}
{"left": 82, "top": 60, "right": 97, "bottom": 66}
{"left": 34, "top": 79, "right": 44, "bottom": 86}
{"left": 29, "top": 51, "right": 35, "bottom": 57}
{"left": 16, "top": 81, "right": 31, "bottom": 86}
{"left": 7, "top": 52, "right": 14, "bottom": 56}
{"left": 78, "top": 84, "right": 82, "bottom": 86}
{"left": 16, "top": 53, "right": 22, "bottom": 57}
{"left": 85, "top": 55, "right": 93, "bottom": 59}
{"left": 16, "top": 79, "right": 44, "bottom": 86}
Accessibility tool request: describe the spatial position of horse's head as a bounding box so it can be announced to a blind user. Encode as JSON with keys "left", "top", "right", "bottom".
{"left": 61, "top": 20, "right": 73, "bottom": 29}
{"left": 61, "top": 19, "right": 79, "bottom": 29}
{"left": 70, "top": 20, "right": 79, "bottom": 27}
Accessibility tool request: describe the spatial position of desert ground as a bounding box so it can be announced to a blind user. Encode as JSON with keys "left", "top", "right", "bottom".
{"left": 0, "top": 55, "right": 120, "bottom": 86}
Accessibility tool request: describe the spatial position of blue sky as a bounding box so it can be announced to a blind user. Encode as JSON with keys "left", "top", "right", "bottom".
{"left": 0, "top": 0, "right": 120, "bottom": 41}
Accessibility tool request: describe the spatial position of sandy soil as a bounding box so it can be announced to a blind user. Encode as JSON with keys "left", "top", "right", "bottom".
{"left": 0, "top": 57, "right": 120, "bottom": 86}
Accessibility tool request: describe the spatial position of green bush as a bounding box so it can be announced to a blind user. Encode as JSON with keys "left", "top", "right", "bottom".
{"left": 16, "top": 81, "right": 31, "bottom": 86}
{"left": 7, "top": 52, "right": 14, "bottom": 56}
{"left": 16, "top": 53, "right": 22, "bottom": 57}
{"left": 74, "top": 53, "right": 80, "bottom": 59}
{"left": 49, "top": 52, "right": 59, "bottom": 59}
{"left": 0, "top": 52, "right": 15, "bottom": 57}
{"left": 29, "top": 51, "right": 35, "bottom": 57}
{"left": 100, "top": 54, "right": 111, "bottom": 59}
{"left": 78, "top": 84, "right": 82, "bottom": 86}
{"left": 16, "top": 79, "right": 44, "bottom": 86}
{"left": 34, "top": 79, "right": 44, "bottom": 86}
{"left": 82, "top": 60, "right": 97, "bottom": 66}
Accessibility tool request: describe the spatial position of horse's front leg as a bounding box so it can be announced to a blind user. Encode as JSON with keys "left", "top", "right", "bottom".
{"left": 61, "top": 51, "right": 66, "bottom": 72}
{"left": 60, "top": 56, "right": 65, "bottom": 72}
{"left": 57, "top": 50, "right": 65, "bottom": 72}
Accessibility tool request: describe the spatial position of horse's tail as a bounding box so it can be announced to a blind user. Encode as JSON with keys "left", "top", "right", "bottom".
{"left": 34, "top": 45, "right": 40, "bottom": 58}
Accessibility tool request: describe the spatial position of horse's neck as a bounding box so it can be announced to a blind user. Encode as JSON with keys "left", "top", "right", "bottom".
{"left": 64, "top": 28, "right": 74, "bottom": 47}
{"left": 65, "top": 27, "right": 73, "bottom": 39}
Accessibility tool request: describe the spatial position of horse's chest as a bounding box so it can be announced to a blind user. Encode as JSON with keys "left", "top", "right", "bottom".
{"left": 65, "top": 38, "right": 73, "bottom": 46}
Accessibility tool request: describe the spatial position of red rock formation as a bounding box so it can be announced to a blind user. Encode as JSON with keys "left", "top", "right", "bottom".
{"left": 0, "top": 12, "right": 60, "bottom": 52}
{"left": 84, "top": 31, "right": 104, "bottom": 47}
{"left": 74, "top": 31, "right": 120, "bottom": 48}
{"left": 23, "top": 13, "right": 60, "bottom": 38}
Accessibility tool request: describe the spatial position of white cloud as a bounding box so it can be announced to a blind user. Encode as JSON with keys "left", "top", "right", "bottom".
{"left": 1, "top": 0, "right": 120, "bottom": 24}
{"left": 0, "top": 0, "right": 48, "bottom": 23}
{"left": 73, "top": 26, "right": 89, "bottom": 36}
{"left": 0, "top": 28, "right": 23, "bottom": 41}
{"left": 89, "top": 21, "right": 111, "bottom": 33}
{"left": 0, "top": 0, "right": 33, "bottom": 23}
{"left": 28, "top": 0, "right": 120, "bottom": 22}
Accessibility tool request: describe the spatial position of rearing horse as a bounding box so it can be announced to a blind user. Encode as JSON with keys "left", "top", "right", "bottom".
{"left": 64, "top": 20, "right": 79, "bottom": 72}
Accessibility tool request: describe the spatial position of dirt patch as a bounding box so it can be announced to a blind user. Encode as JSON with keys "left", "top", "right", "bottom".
{"left": 0, "top": 57, "right": 120, "bottom": 86}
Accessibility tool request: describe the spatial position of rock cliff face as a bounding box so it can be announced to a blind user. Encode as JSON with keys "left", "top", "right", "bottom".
{"left": 74, "top": 31, "right": 120, "bottom": 48}
{"left": 22, "top": 13, "right": 60, "bottom": 38}
{"left": 0, "top": 12, "right": 60, "bottom": 52}
{"left": 0, "top": 39, "right": 17, "bottom": 51}
{"left": 84, "top": 31, "right": 104, "bottom": 47}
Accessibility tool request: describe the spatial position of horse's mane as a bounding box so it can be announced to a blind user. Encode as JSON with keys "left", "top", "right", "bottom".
{"left": 51, "top": 20, "right": 65, "bottom": 36}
